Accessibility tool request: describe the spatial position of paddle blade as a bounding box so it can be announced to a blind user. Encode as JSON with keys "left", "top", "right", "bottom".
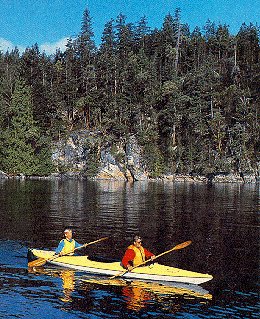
{"left": 173, "top": 240, "right": 192, "bottom": 250}
{"left": 110, "top": 270, "right": 127, "bottom": 280}
{"left": 28, "top": 257, "right": 47, "bottom": 268}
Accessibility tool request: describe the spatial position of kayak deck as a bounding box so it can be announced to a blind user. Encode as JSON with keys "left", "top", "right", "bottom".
{"left": 28, "top": 249, "right": 213, "bottom": 285}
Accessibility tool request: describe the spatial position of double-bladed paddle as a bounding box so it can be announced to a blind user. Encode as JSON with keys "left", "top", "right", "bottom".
{"left": 110, "top": 240, "right": 192, "bottom": 279}
{"left": 28, "top": 237, "right": 109, "bottom": 268}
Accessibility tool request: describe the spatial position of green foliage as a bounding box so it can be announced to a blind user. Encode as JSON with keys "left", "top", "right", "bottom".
{"left": 138, "top": 129, "right": 166, "bottom": 177}
{"left": 0, "top": 7, "right": 259, "bottom": 176}
{"left": 143, "top": 142, "right": 165, "bottom": 178}
{"left": 110, "top": 145, "right": 125, "bottom": 163}
{"left": 0, "top": 79, "right": 53, "bottom": 175}
{"left": 84, "top": 145, "right": 100, "bottom": 177}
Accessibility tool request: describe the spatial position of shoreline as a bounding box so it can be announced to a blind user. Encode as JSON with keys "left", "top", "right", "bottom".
{"left": 0, "top": 171, "right": 258, "bottom": 184}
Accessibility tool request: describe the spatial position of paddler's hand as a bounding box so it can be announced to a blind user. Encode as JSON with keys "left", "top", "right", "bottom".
{"left": 55, "top": 252, "right": 62, "bottom": 257}
{"left": 127, "top": 265, "right": 133, "bottom": 271}
{"left": 150, "top": 255, "right": 155, "bottom": 261}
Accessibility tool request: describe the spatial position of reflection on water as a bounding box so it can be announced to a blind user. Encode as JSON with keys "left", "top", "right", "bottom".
{"left": 59, "top": 270, "right": 75, "bottom": 302}
{"left": 0, "top": 180, "right": 259, "bottom": 318}
{"left": 82, "top": 276, "right": 212, "bottom": 312}
{"left": 28, "top": 266, "right": 212, "bottom": 312}
{"left": 122, "top": 285, "right": 153, "bottom": 311}
{"left": 28, "top": 267, "right": 75, "bottom": 303}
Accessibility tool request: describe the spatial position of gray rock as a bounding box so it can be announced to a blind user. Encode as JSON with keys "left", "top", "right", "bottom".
{"left": 49, "top": 130, "right": 259, "bottom": 183}
{"left": 0, "top": 171, "right": 9, "bottom": 179}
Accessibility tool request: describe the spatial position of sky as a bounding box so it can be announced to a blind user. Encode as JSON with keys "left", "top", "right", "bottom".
{"left": 0, "top": 0, "right": 259, "bottom": 55}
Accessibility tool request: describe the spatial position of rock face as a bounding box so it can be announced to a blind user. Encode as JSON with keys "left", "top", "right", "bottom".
{"left": 51, "top": 130, "right": 148, "bottom": 181}
{"left": 96, "top": 148, "right": 128, "bottom": 180}
{"left": 51, "top": 131, "right": 90, "bottom": 171}
{"left": 125, "top": 136, "right": 149, "bottom": 181}
{"left": 0, "top": 171, "right": 9, "bottom": 179}
{"left": 0, "top": 130, "right": 259, "bottom": 183}
{"left": 48, "top": 130, "right": 259, "bottom": 183}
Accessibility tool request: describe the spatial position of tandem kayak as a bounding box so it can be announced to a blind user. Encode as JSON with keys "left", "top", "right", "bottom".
{"left": 28, "top": 249, "right": 213, "bottom": 285}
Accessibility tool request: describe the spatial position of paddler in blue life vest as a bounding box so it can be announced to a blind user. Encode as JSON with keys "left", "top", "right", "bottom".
{"left": 122, "top": 235, "right": 155, "bottom": 270}
{"left": 55, "top": 228, "right": 81, "bottom": 256}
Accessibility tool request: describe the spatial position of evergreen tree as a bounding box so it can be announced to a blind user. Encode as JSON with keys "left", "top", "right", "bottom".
{"left": 97, "top": 19, "right": 117, "bottom": 126}
{"left": 0, "top": 79, "right": 53, "bottom": 175}
{"left": 135, "top": 16, "right": 151, "bottom": 51}
{"left": 0, "top": 7, "right": 259, "bottom": 176}
{"left": 63, "top": 38, "right": 79, "bottom": 124}
{"left": 0, "top": 49, "right": 20, "bottom": 129}
{"left": 75, "top": 7, "right": 97, "bottom": 129}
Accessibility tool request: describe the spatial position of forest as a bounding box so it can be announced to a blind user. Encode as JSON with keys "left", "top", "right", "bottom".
{"left": 0, "top": 7, "right": 259, "bottom": 177}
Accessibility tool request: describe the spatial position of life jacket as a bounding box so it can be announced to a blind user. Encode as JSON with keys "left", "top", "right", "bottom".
{"left": 61, "top": 239, "right": 76, "bottom": 255}
{"left": 128, "top": 244, "right": 146, "bottom": 266}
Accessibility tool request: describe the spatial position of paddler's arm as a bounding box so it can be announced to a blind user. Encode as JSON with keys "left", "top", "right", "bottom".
{"left": 74, "top": 240, "right": 81, "bottom": 248}
{"left": 55, "top": 239, "right": 65, "bottom": 254}
{"left": 144, "top": 248, "right": 155, "bottom": 261}
{"left": 122, "top": 249, "right": 135, "bottom": 270}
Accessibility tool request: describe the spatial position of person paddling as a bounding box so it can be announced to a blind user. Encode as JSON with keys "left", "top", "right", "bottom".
{"left": 122, "top": 235, "right": 155, "bottom": 270}
{"left": 55, "top": 228, "right": 81, "bottom": 256}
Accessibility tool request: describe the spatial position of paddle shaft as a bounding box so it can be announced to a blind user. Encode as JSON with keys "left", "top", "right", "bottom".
{"left": 110, "top": 240, "right": 192, "bottom": 279}
{"left": 137, "top": 240, "right": 192, "bottom": 267}
{"left": 50, "top": 237, "right": 109, "bottom": 260}
{"left": 28, "top": 236, "right": 109, "bottom": 267}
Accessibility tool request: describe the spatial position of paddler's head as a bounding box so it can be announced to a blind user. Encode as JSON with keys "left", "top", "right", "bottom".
{"left": 133, "top": 235, "right": 142, "bottom": 248}
{"left": 64, "top": 228, "right": 73, "bottom": 241}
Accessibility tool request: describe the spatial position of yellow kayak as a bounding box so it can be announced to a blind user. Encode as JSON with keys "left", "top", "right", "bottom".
{"left": 28, "top": 249, "right": 213, "bottom": 285}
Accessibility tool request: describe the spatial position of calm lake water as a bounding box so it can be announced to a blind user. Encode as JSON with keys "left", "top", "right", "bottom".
{"left": 0, "top": 179, "right": 259, "bottom": 318}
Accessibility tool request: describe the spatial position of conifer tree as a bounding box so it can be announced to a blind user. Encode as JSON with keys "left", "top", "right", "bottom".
{"left": 0, "top": 79, "right": 53, "bottom": 175}
{"left": 97, "top": 19, "right": 117, "bottom": 125}
{"left": 0, "top": 7, "right": 259, "bottom": 176}
{"left": 76, "top": 7, "right": 97, "bottom": 128}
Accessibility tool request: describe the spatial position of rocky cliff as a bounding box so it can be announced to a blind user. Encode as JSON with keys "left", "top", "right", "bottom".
{"left": 49, "top": 130, "right": 258, "bottom": 183}
{"left": 51, "top": 130, "right": 148, "bottom": 182}
{"left": 0, "top": 130, "right": 258, "bottom": 183}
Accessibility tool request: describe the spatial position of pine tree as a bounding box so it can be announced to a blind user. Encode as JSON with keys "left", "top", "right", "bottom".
{"left": 0, "top": 79, "right": 53, "bottom": 175}
{"left": 75, "top": 7, "right": 97, "bottom": 129}
{"left": 97, "top": 19, "right": 117, "bottom": 126}
{"left": 135, "top": 16, "right": 151, "bottom": 51}
{"left": 0, "top": 49, "right": 20, "bottom": 129}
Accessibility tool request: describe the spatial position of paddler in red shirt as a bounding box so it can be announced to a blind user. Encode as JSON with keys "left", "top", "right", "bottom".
{"left": 122, "top": 235, "right": 155, "bottom": 270}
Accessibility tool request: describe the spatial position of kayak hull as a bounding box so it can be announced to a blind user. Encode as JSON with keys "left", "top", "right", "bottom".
{"left": 28, "top": 249, "right": 213, "bottom": 285}
{"left": 51, "top": 261, "right": 212, "bottom": 284}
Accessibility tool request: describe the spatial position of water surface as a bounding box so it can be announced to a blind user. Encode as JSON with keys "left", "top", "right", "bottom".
{"left": 0, "top": 179, "right": 259, "bottom": 318}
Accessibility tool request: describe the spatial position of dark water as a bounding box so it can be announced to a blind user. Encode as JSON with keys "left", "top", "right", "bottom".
{"left": 0, "top": 179, "right": 259, "bottom": 318}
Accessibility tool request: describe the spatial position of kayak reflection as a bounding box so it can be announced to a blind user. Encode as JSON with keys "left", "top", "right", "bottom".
{"left": 59, "top": 270, "right": 75, "bottom": 302}
{"left": 28, "top": 267, "right": 75, "bottom": 302}
{"left": 28, "top": 267, "right": 212, "bottom": 311}
{"left": 83, "top": 277, "right": 212, "bottom": 311}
